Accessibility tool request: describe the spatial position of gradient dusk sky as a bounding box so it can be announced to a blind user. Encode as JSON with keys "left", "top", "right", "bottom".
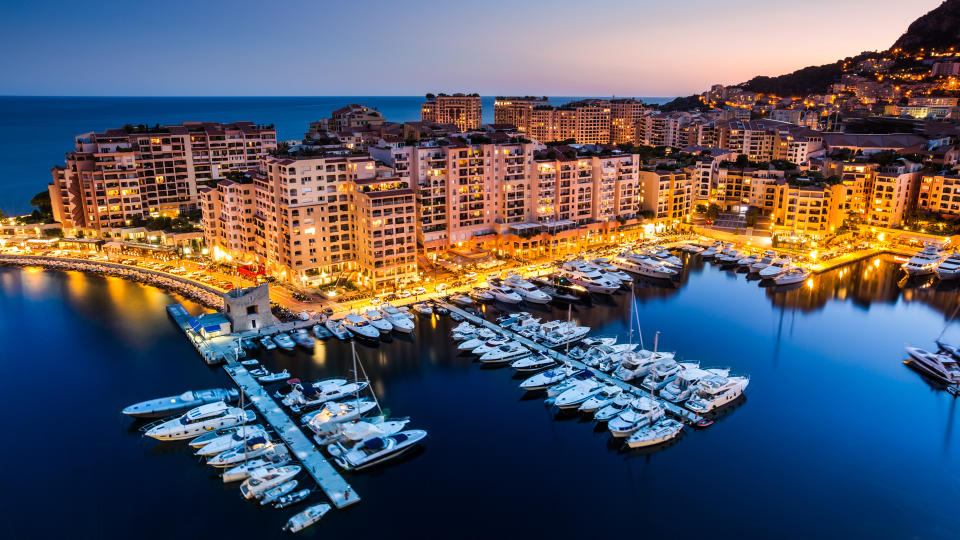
{"left": 0, "top": 0, "right": 944, "bottom": 97}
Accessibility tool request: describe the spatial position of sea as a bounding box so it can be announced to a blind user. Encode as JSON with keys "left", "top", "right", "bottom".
{"left": 0, "top": 95, "right": 673, "bottom": 215}
{"left": 1, "top": 256, "right": 959, "bottom": 539}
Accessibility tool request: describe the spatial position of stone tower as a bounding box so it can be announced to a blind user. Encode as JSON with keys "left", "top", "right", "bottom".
{"left": 222, "top": 283, "right": 272, "bottom": 332}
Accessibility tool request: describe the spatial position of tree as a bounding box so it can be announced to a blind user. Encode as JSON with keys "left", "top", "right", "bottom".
{"left": 706, "top": 204, "right": 720, "bottom": 221}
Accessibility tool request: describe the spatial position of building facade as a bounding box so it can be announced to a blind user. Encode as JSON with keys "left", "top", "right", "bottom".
{"left": 421, "top": 94, "right": 482, "bottom": 132}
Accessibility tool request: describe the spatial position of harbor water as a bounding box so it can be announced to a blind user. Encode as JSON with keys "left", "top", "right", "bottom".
{"left": 1, "top": 255, "right": 959, "bottom": 539}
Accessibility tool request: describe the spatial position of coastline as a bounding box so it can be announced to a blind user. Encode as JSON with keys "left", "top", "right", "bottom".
{"left": 0, "top": 254, "right": 224, "bottom": 310}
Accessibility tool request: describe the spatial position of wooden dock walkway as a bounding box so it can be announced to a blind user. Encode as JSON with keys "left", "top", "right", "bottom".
{"left": 440, "top": 303, "right": 703, "bottom": 424}
{"left": 223, "top": 363, "right": 360, "bottom": 509}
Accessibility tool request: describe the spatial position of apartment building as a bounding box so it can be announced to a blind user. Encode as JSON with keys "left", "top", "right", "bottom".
{"left": 493, "top": 96, "right": 549, "bottom": 132}
{"left": 421, "top": 93, "right": 482, "bottom": 132}
{"left": 715, "top": 167, "right": 786, "bottom": 212}
{"left": 49, "top": 122, "right": 277, "bottom": 233}
{"left": 634, "top": 112, "right": 712, "bottom": 148}
{"left": 200, "top": 153, "right": 417, "bottom": 291}
{"left": 638, "top": 170, "right": 694, "bottom": 220}
{"left": 867, "top": 167, "right": 920, "bottom": 228}
{"left": 771, "top": 183, "right": 832, "bottom": 237}
{"left": 918, "top": 172, "right": 960, "bottom": 218}
{"left": 716, "top": 119, "right": 823, "bottom": 165}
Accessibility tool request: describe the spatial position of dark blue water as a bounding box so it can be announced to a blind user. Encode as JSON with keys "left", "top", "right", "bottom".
{"left": 1, "top": 255, "right": 958, "bottom": 539}
{"left": 0, "top": 95, "right": 672, "bottom": 214}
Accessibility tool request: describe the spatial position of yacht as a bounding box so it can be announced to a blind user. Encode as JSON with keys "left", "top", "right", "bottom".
{"left": 641, "top": 359, "right": 699, "bottom": 392}
{"left": 904, "top": 346, "right": 960, "bottom": 385}
{"left": 560, "top": 266, "right": 620, "bottom": 294}
{"left": 457, "top": 329, "right": 499, "bottom": 351}
{"left": 520, "top": 366, "right": 581, "bottom": 391}
{"left": 412, "top": 302, "right": 433, "bottom": 315}
{"left": 590, "top": 259, "right": 634, "bottom": 284}
{"left": 303, "top": 399, "right": 378, "bottom": 434}
{"left": 283, "top": 503, "right": 332, "bottom": 533}
{"left": 257, "top": 368, "right": 291, "bottom": 383}
{"left": 538, "top": 320, "right": 591, "bottom": 348}
{"left": 122, "top": 387, "right": 239, "bottom": 418}
{"left": 510, "top": 354, "right": 557, "bottom": 372}
{"left": 749, "top": 252, "right": 777, "bottom": 274}
{"left": 362, "top": 309, "right": 394, "bottom": 334}
{"left": 195, "top": 424, "right": 267, "bottom": 456}
{"left": 285, "top": 381, "right": 370, "bottom": 413}
{"left": 758, "top": 258, "right": 792, "bottom": 279}
{"left": 554, "top": 379, "right": 605, "bottom": 409}
{"left": 660, "top": 366, "right": 729, "bottom": 403}
{"left": 686, "top": 374, "right": 750, "bottom": 413}
{"left": 471, "top": 337, "right": 513, "bottom": 356}
{"left": 450, "top": 294, "right": 474, "bottom": 306}
{"left": 312, "top": 324, "right": 332, "bottom": 340}
{"left": 774, "top": 267, "right": 810, "bottom": 285}
{"left": 626, "top": 418, "right": 684, "bottom": 448}
{"left": 468, "top": 287, "right": 495, "bottom": 302}
{"left": 530, "top": 275, "right": 590, "bottom": 302}
{"left": 333, "top": 430, "right": 428, "bottom": 471}
{"left": 189, "top": 425, "right": 248, "bottom": 448}
{"left": 544, "top": 373, "right": 596, "bottom": 400}
{"left": 716, "top": 250, "right": 743, "bottom": 265}
{"left": 207, "top": 436, "right": 281, "bottom": 467}
{"left": 275, "top": 378, "right": 347, "bottom": 401}
{"left": 479, "top": 342, "right": 530, "bottom": 364}
{"left": 580, "top": 344, "right": 638, "bottom": 369}
{"left": 700, "top": 242, "right": 722, "bottom": 259}
{"left": 613, "top": 255, "right": 678, "bottom": 280}
{"left": 593, "top": 393, "right": 634, "bottom": 422}
{"left": 578, "top": 385, "right": 623, "bottom": 413}
{"left": 608, "top": 396, "right": 666, "bottom": 437}
{"left": 145, "top": 402, "right": 254, "bottom": 441}
{"left": 736, "top": 253, "right": 758, "bottom": 267}
{"left": 902, "top": 244, "right": 946, "bottom": 276}
{"left": 646, "top": 247, "right": 682, "bottom": 269}
{"left": 504, "top": 275, "right": 552, "bottom": 304}
{"left": 613, "top": 349, "right": 674, "bottom": 382}
{"left": 680, "top": 243, "right": 704, "bottom": 253}
{"left": 260, "top": 480, "right": 298, "bottom": 506}
{"left": 221, "top": 452, "right": 291, "bottom": 483}
{"left": 273, "top": 333, "right": 296, "bottom": 350}
{"left": 240, "top": 465, "right": 301, "bottom": 499}
{"left": 380, "top": 306, "right": 414, "bottom": 333}
{"left": 935, "top": 252, "right": 960, "bottom": 280}
{"left": 292, "top": 329, "right": 316, "bottom": 349}
{"left": 325, "top": 319, "right": 351, "bottom": 340}
{"left": 488, "top": 285, "right": 523, "bottom": 304}
{"left": 323, "top": 418, "right": 411, "bottom": 455}
{"left": 343, "top": 314, "right": 380, "bottom": 339}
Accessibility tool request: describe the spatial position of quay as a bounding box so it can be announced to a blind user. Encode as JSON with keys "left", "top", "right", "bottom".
{"left": 223, "top": 363, "right": 360, "bottom": 509}
{"left": 440, "top": 302, "right": 704, "bottom": 424}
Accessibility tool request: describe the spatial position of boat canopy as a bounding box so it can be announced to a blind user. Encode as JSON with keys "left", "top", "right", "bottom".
{"left": 245, "top": 436, "right": 267, "bottom": 449}
{"left": 363, "top": 437, "right": 386, "bottom": 450}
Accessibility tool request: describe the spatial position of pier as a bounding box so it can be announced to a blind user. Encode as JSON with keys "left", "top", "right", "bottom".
{"left": 223, "top": 363, "right": 360, "bottom": 509}
{"left": 440, "top": 302, "right": 704, "bottom": 425}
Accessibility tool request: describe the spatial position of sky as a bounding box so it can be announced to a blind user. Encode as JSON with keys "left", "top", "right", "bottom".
{"left": 0, "top": 0, "right": 945, "bottom": 97}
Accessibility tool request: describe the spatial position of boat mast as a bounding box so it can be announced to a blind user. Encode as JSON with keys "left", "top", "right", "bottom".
{"left": 565, "top": 303, "right": 572, "bottom": 357}
{"left": 353, "top": 340, "right": 382, "bottom": 415}
{"left": 938, "top": 302, "right": 960, "bottom": 341}
{"left": 653, "top": 331, "right": 659, "bottom": 354}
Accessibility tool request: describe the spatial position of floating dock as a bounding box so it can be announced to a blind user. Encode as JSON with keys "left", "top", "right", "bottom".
{"left": 441, "top": 302, "right": 704, "bottom": 424}
{"left": 223, "top": 363, "right": 360, "bottom": 509}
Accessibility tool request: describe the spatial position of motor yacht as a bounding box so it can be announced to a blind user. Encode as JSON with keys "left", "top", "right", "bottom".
{"left": 510, "top": 354, "right": 557, "bottom": 372}
{"left": 343, "top": 313, "right": 380, "bottom": 339}
{"left": 468, "top": 287, "right": 495, "bottom": 302}
{"left": 935, "top": 252, "right": 960, "bottom": 280}
{"left": 545, "top": 371, "right": 595, "bottom": 399}
{"left": 285, "top": 381, "right": 370, "bottom": 413}
{"left": 641, "top": 359, "right": 699, "bottom": 392}
{"left": 613, "top": 349, "right": 674, "bottom": 382}
{"left": 530, "top": 275, "right": 589, "bottom": 302}
{"left": 488, "top": 285, "right": 523, "bottom": 304}
{"left": 472, "top": 337, "right": 514, "bottom": 356}
{"left": 578, "top": 385, "right": 623, "bottom": 413}
{"left": 758, "top": 258, "right": 793, "bottom": 279}
{"left": 504, "top": 275, "right": 552, "bottom": 304}
{"left": 323, "top": 417, "right": 411, "bottom": 455}
{"left": 904, "top": 346, "right": 960, "bottom": 385}
{"left": 283, "top": 503, "right": 332, "bottom": 533}
{"left": 937, "top": 339, "right": 960, "bottom": 360}
{"left": 519, "top": 366, "right": 580, "bottom": 391}
{"left": 312, "top": 324, "right": 332, "bottom": 339}
{"left": 580, "top": 344, "right": 638, "bottom": 369}
{"left": 593, "top": 393, "right": 634, "bottom": 422}
{"left": 333, "top": 430, "right": 427, "bottom": 471}
{"left": 613, "top": 255, "right": 678, "bottom": 280}
{"left": 902, "top": 244, "right": 946, "bottom": 276}
{"left": 145, "top": 402, "right": 254, "bottom": 441}
{"left": 680, "top": 243, "right": 704, "bottom": 253}
{"left": 325, "top": 319, "right": 351, "bottom": 340}
{"left": 774, "top": 267, "right": 810, "bottom": 285}
{"left": 207, "top": 436, "right": 281, "bottom": 467}
{"left": 189, "top": 425, "right": 248, "bottom": 448}
{"left": 716, "top": 250, "right": 743, "bottom": 265}
{"left": 303, "top": 399, "right": 378, "bottom": 433}
{"left": 457, "top": 329, "right": 499, "bottom": 351}
{"left": 749, "top": 252, "right": 777, "bottom": 273}
{"left": 736, "top": 253, "right": 758, "bottom": 267}
{"left": 240, "top": 465, "right": 301, "bottom": 499}
{"left": 196, "top": 424, "right": 267, "bottom": 456}
{"left": 273, "top": 333, "right": 296, "bottom": 350}
{"left": 537, "top": 320, "right": 591, "bottom": 347}
{"left": 380, "top": 307, "right": 414, "bottom": 333}
{"left": 590, "top": 259, "right": 634, "bottom": 284}
{"left": 559, "top": 266, "right": 620, "bottom": 294}
{"left": 700, "top": 242, "right": 722, "bottom": 259}
{"left": 221, "top": 450, "right": 291, "bottom": 482}
{"left": 275, "top": 378, "right": 347, "bottom": 400}
{"left": 450, "top": 294, "right": 474, "bottom": 306}
{"left": 580, "top": 336, "right": 618, "bottom": 348}
{"left": 686, "top": 374, "right": 750, "bottom": 413}
{"left": 412, "top": 302, "right": 433, "bottom": 315}
{"left": 479, "top": 342, "right": 530, "bottom": 364}
{"left": 626, "top": 418, "right": 684, "bottom": 448}
{"left": 659, "top": 366, "right": 729, "bottom": 403}
{"left": 608, "top": 396, "right": 666, "bottom": 437}
{"left": 553, "top": 378, "right": 604, "bottom": 409}
{"left": 646, "top": 247, "right": 682, "bottom": 269}
{"left": 292, "top": 329, "right": 316, "bottom": 349}
{"left": 362, "top": 309, "right": 394, "bottom": 334}
{"left": 122, "top": 387, "right": 239, "bottom": 419}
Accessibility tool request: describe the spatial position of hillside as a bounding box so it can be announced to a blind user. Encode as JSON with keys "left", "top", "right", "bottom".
{"left": 892, "top": 0, "right": 960, "bottom": 52}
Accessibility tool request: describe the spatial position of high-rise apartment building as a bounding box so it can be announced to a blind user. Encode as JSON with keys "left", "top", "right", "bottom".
{"left": 49, "top": 122, "right": 277, "bottom": 232}
{"left": 638, "top": 170, "right": 694, "bottom": 220}
{"left": 421, "top": 93, "right": 482, "bottom": 132}
{"left": 493, "top": 96, "right": 549, "bottom": 132}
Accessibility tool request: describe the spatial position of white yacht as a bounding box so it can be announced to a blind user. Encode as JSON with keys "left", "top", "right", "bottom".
{"left": 594, "top": 393, "right": 634, "bottom": 422}
{"left": 737, "top": 253, "right": 758, "bottom": 267}
{"left": 324, "top": 418, "right": 411, "bottom": 455}
{"left": 553, "top": 379, "right": 604, "bottom": 409}
{"left": 590, "top": 259, "right": 634, "bottom": 284}
{"left": 488, "top": 285, "right": 523, "bottom": 304}
{"left": 519, "top": 366, "right": 580, "bottom": 391}
{"left": 510, "top": 354, "right": 556, "bottom": 372}
{"left": 613, "top": 349, "right": 674, "bottom": 382}
{"left": 240, "top": 465, "right": 301, "bottom": 499}
{"left": 122, "top": 388, "right": 238, "bottom": 419}
{"left": 189, "top": 425, "right": 248, "bottom": 448}
{"left": 333, "top": 430, "right": 427, "bottom": 471}
{"left": 222, "top": 453, "right": 291, "bottom": 483}
{"left": 659, "top": 366, "right": 729, "bottom": 403}
{"left": 380, "top": 306, "right": 414, "bottom": 333}
{"left": 195, "top": 424, "right": 267, "bottom": 456}
{"left": 479, "top": 342, "right": 530, "bottom": 364}
{"left": 450, "top": 294, "right": 474, "bottom": 306}
{"left": 206, "top": 436, "right": 280, "bottom": 467}
{"left": 412, "top": 302, "right": 433, "bottom": 315}
{"left": 457, "top": 329, "right": 499, "bottom": 351}
{"left": 700, "top": 242, "right": 722, "bottom": 259}
{"left": 145, "top": 402, "right": 253, "bottom": 441}
{"left": 468, "top": 287, "right": 495, "bottom": 302}
{"left": 303, "top": 399, "right": 378, "bottom": 433}
{"left": 686, "top": 374, "right": 750, "bottom": 413}
{"left": 646, "top": 247, "right": 682, "bottom": 269}
{"left": 325, "top": 319, "right": 351, "bottom": 340}
{"left": 362, "top": 309, "right": 394, "bottom": 334}
{"left": 578, "top": 385, "right": 623, "bottom": 413}
{"left": 260, "top": 480, "right": 298, "bottom": 506}
{"left": 758, "top": 258, "right": 793, "bottom": 278}
{"left": 471, "top": 337, "right": 512, "bottom": 356}
{"left": 560, "top": 266, "right": 620, "bottom": 294}
{"left": 283, "top": 503, "right": 332, "bottom": 533}
{"left": 902, "top": 244, "right": 946, "bottom": 276}
{"left": 680, "top": 243, "right": 704, "bottom": 253}
{"left": 538, "top": 320, "right": 591, "bottom": 348}
{"left": 904, "top": 346, "right": 960, "bottom": 385}
{"left": 343, "top": 314, "right": 380, "bottom": 339}
{"left": 285, "top": 381, "right": 370, "bottom": 413}
{"left": 749, "top": 252, "right": 777, "bottom": 273}
{"left": 935, "top": 253, "right": 960, "bottom": 280}
{"left": 774, "top": 267, "right": 810, "bottom": 285}
{"left": 641, "top": 359, "right": 699, "bottom": 392}
{"left": 716, "top": 250, "right": 743, "bottom": 264}
{"left": 504, "top": 275, "right": 552, "bottom": 304}
{"left": 608, "top": 396, "right": 666, "bottom": 437}
{"left": 613, "top": 255, "right": 678, "bottom": 280}
{"left": 626, "top": 418, "right": 684, "bottom": 448}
